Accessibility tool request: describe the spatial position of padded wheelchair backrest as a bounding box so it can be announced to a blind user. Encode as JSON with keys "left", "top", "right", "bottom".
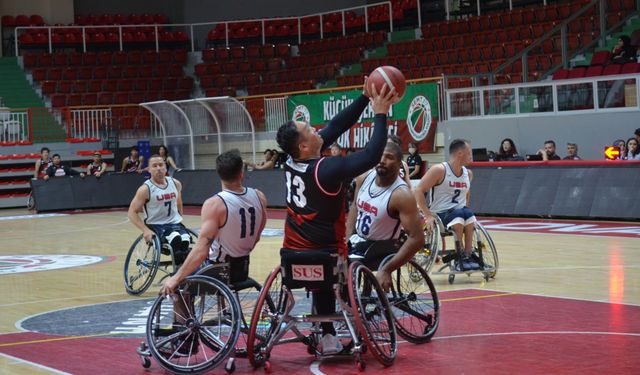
{"left": 198, "top": 255, "right": 250, "bottom": 285}
{"left": 280, "top": 248, "right": 338, "bottom": 290}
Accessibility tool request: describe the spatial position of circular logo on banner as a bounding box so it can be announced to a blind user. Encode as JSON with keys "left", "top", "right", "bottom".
{"left": 292, "top": 105, "right": 310, "bottom": 123}
{"left": 406, "top": 95, "right": 432, "bottom": 142}
{"left": 0, "top": 255, "right": 108, "bottom": 275}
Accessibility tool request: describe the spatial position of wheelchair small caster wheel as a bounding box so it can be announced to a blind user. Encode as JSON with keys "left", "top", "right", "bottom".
{"left": 448, "top": 274, "right": 455, "bottom": 284}
{"left": 357, "top": 360, "right": 366, "bottom": 371}
{"left": 264, "top": 360, "right": 272, "bottom": 373}
{"left": 225, "top": 358, "right": 236, "bottom": 373}
{"left": 141, "top": 357, "right": 151, "bottom": 368}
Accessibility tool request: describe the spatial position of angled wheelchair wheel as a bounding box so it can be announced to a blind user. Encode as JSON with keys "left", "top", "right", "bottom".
{"left": 474, "top": 222, "right": 498, "bottom": 279}
{"left": 413, "top": 222, "right": 440, "bottom": 275}
{"left": 124, "top": 235, "right": 160, "bottom": 295}
{"left": 348, "top": 262, "right": 397, "bottom": 367}
{"left": 247, "top": 266, "right": 286, "bottom": 369}
{"left": 380, "top": 255, "right": 439, "bottom": 344}
{"left": 146, "top": 275, "right": 241, "bottom": 374}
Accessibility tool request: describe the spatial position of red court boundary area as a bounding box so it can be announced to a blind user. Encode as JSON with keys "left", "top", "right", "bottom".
{"left": 1, "top": 289, "right": 638, "bottom": 374}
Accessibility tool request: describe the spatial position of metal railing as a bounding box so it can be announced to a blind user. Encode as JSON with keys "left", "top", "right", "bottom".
{"left": 0, "top": 110, "right": 29, "bottom": 143}
{"left": 446, "top": 73, "right": 640, "bottom": 119}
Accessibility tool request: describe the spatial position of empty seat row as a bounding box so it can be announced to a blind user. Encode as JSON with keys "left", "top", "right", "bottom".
{"left": 40, "top": 77, "right": 193, "bottom": 94}
{"left": 195, "top": 58, "right": 284, "bottom": 76}
{"left": 298, "top": 31, "right": 385, "bottom": 54}
{"left": 32, "top": 64, "right": 185, "bottom": 82}
{"left": 1, "top": 15, "right": 45, "bottom": 27}
{"left": 199, "top": 64, "right": 336, "bottom": 88}
{"left": 202, "top": 44, "right": 290, "bottom": 61}
{"left": 23, "top": 50, "right": 188, "bottom": 68}
{"left": 552, "top": 63, "right": 640, "bottom": 79}
{"left": 74, "top": 14, "right": 168, "bottom": 26}
{"left": 50, "top": 90, "right": 191, "bottom": 107}
{"left": 18, "top": 31, "right": 189, "bottom": 46}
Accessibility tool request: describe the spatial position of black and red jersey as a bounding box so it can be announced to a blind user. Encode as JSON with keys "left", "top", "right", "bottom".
{"left": 38, "top": 158, "right": 52, "bottom": 178}
{"left": 89, "top": 162, "right": 103, "bottom": 175}
{"left": 283, "top": 156, "right": 347, "bottom": 256}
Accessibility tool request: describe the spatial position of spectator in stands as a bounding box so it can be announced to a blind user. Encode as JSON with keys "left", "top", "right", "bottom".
{"left": 272, "top": 149, "right": 285, "bottom": 169}
{"left": 611, "top": 35, "right": 637, "bottom": 64}
{"left": 44, "top": 154, "right": 85, "bottom": 180}
{"left": 406, "top": 142, "right": 423, "bottom": 179}
{"left": 247, "top": 149, "right": 275, "bottom": 170}
{"left": 495, "top": 138, "right": 524, "bottom": 161}
{"left": 613, "top": 139, "right": 627, "bottom": 160}
{"left": 563, "top": 143, "right": 582, "bottom": 160}
{"left": 330, "top": 143, "right": 343, "bottom": 157}
{"left": 34, "top": 147, "right": 52, "bottom": 179}
{"left": 158, "top": 145, "right": 179, "bottom": 174}
{"left": 536, "top": 140, "right": 561, "bottom": 161}
{"left": 626, "top": 138, "right": 640, "bottom": 160}
{"left": 121, "top": 146, "right": 144, "bottom": 173}
{"left": 634, "top": 128, "right": 640, "bottom": 144}
{"left": 87, "top": 152, "right": 108, "bottom": 177}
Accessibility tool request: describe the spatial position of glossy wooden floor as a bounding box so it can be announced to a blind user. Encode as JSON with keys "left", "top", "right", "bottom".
{"left": 1, "top": 208, "right": 639, "bottom": 373}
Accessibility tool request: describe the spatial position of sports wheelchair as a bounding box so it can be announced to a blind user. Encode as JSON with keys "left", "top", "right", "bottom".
{"left": 350, "top": 239, "right": 440, "bottom": 344}
{"left": 421, "top": 214, "right": 499, "bottom": 284}
{"left": 136, "top": 256, "right": 263, "bottom": 374}
{"left": 246, "top": 249, "right": 397, "bottom": 371}
{"left": 124, "top": 225, "right": 198, "bottom": 295}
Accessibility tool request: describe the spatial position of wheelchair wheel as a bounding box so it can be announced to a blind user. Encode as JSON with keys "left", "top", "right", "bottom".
{"left": 124, "top": 235, "right": 160, "bottom": 295}
{"left": 146, "top": 275, "right": 241, "bottom": 374}
{"left": 414, "top": 223, "right": 440, "bottom": 275}
{"left": 474, "top": 222, "right": 498, "bottom": 278}
{"left": 348, "top": 262, "right": 397, "bottom": 367}
{"left": 26, "top": 192, "right": 35, "bottom": 210}
{"left": 247, "top": 266, "right": 286, "bottom": 368}
{"left": 380, "top": 255, "right": 439, "bottom": 343}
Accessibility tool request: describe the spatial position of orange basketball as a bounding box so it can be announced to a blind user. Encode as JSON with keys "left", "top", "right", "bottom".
{"left": 366, "top": 65, "right": 406, "bottom": 100}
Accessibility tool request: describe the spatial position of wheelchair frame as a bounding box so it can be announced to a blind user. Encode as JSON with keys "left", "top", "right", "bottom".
{"left": 124, "top": 227, "right": 198, "bottom": 295}
{"left": 246, "top": 259, "right": 397, "bottom": 371}
{"left": 136, "top": 262, "right": 264, "bottom": 374}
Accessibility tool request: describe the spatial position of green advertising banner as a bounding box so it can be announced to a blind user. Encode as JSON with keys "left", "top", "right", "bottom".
{"left": 288, "top": 82, "right": 440, "bottom": 153}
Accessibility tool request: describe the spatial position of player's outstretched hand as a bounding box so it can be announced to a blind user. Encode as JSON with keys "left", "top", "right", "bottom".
{"left": 370, "top": 83, "right": 398, "bottom": 115}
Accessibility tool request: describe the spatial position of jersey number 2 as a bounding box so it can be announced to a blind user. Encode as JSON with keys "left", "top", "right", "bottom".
{"left": 451, "top": 189, "right": 461, "bottom": 204}
{"left": 239, "top": 207, "right": 256, "bottom": 238}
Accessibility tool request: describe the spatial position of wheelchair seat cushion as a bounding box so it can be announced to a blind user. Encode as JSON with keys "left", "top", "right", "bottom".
{"left": 280, "top": 248, "right": 338, "bottom": 290}
{"left": 349, "top": 239, "right": 399, "bottom": 270}
{"left": 199, "top": 255, "right": 250, "bottom": 285}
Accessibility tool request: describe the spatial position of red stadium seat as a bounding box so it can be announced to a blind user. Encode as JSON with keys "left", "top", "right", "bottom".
{"left": 590, "top": 51, "right": 611, "bottom": 66}
{"left": 584, "top": 65, "right": 603, "bottom": 77}
{"left": 567, "top": 66, "right": 586, "bottom": 79}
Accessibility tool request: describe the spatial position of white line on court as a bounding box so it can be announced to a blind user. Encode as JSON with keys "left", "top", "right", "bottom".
{"left": 0, "top": 292, "right": 128, "bottom": 308}
{"left": 432, "top": 331, "right": 640, "bottom": 340}
{"left": 0, "top": 352, "right": 71, "bottom": 374}
{"left": 2, "top": 218, "right": 130, "bottom": 240}
{"left": 474, "top": 287, "right": 640, "bottom": 307}
{"left": 497, "top": 264, "right": 640, "bottom": 272}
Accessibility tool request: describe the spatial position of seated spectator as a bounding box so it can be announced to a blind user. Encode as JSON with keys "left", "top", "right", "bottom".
{"left": 44, "top": 154, "right": 85, "bottom": 180}
{"left": 563, "top": 143, "right": 582, "bottom": 160}
{"left": 634, "top": 128, "right": 640, "bottom": 144}
{"left": 121, "top": 146, "right": 144, "bottom": 173}
{"left": 625, "top": 138, "right": 640, "bottom": 160}
{"left": 247, "top": 149, "right": 275, "bottom": 170}
{"left": 158, "top": 145, "right": 179, "bottom": 174}
{"left": 87, "top": 152, "right": 108, "bottom": 177}
{"left": 272, "top": 149, "right": 286, "bottom": 169}
{"left": 495, "top": 138, "right": 524, "bottom": 161}
{"left": 330, "top": 143, "right": 343, "bottom": 157}
{"left": 34, "top": 147, "right": 52, "bottom": 179}
{"left": 536, "top": 140, "right": 561, "bottom": 160}
{"left": 613, "top": 139, "right": 627, "bottom": 160}
{"left": 611, "top": 35, "right": 637, "bottom": 64}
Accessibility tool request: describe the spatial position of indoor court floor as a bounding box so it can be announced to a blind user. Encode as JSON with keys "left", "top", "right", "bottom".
{"left": 0, "top": 207, "right": 638, "bottom": 374}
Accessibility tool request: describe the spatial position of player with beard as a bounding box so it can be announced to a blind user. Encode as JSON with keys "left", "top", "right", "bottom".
{"left": 346, "top": 142, "right": 424, "bottom": 290}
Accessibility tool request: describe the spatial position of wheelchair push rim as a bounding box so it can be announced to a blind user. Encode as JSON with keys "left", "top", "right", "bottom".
{"left": 124, "top": 234, "right": 161, "bottom": 295}
{"left": 348, "top": 262, "right": 397, "bottom": 367}
{"left": 380, "top": 255, "right": 440, "bottom": 343}
{"left": 474, "top": 222, "right": 498, "bottom": 279}
{"left": 145, "top": 275, "right": 241, "bottom": 374}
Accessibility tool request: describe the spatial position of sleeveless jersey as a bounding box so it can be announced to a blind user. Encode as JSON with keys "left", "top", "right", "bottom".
{"left": 125, "top": 157, "right": 140, "bottom": 172}
{"left": 209, "top": 188, "right": 264, "bottom": 260}
{"left": 429, "top": 162, "right": 470, "bottom": 213}
{"left": 143, "top": 177, "right": 182, "bottom": 225}
{"left": 38, "top": 158, "right": 52, "bottom": 178}
{"left": 283, "top": 156, "right": 347, "bottom": 255}
{"left": 355, "top": 170, "right": 407, "bottom": 241}
{"left": 89, "top": 162, "right": 103, "bottom": 175}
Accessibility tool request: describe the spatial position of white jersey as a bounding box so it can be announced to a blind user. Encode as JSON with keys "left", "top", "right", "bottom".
{"left": 144, "top": 177, "right": 182, "bottom": 225}
{"left": 355, "top": 170, "right": 407, "bottom": 241}
{"left": 209, "top": 187, "right": 265, "bottom": 261}
{"left": 429, "top": 162, "right": 470, "bottom": 213}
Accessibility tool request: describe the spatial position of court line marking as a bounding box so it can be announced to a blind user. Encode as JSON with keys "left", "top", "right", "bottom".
{"left": 439, "top": 292, "right": 516, "bottom": 302}
{"left": 497, "top": 264, "right": 640, "bottom": 272}
{"left": 0, "top": 332, "right": 124, "bottom": 348}
{"left": 0, "top": 292, "right": 133, "bottom": 308}
{"left": 1, "top": 218, "right": 130, "bottom": 240}
{"left": 475, "top": 287, "right": 640, "bottom": 308}
{"left": 432, "top": 331, "right": 640, "bottom": 340}
{"left": 0, "top": 352, "right": 71, "bottom": 374}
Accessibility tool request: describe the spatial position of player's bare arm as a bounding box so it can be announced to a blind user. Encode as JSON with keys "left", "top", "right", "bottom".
{"left": 127, "top": 185, "right": 153, "bottom": 242}
{"left": 466, "top": 169, "right": 473, "bottom": 206}
{"left": 174, "top": 179, "right": 184, "bottom": 215}
{"left": 414, "top": 163, "right": 445, "bottom": 228}
{"left": 377, "top": 187, "right": 424, "bottom": 290}
{"left": 159, "top": 195, "right": 225, "bottom": 296}
{"left": 345, "top": 172, "right": 367, "bottom": 238}
{"left": 255, "top": 189, "right": 268, "bottom": 243}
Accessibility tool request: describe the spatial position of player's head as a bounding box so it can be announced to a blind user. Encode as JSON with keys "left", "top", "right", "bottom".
{"left": 147, "top": 154, "right": 167, "bottom": 178}
{"left": 277, "top": 120, "right": 322, "bottom": 159}
{"left": 387, "top": 134, "right": 402, "bottom": 147}
{"left": 92, "top": 152, "right": 102, "bottom": 163}
{"left": 543, "top": 140, "right": 556, "bottom": 156}
{"left": 40, "top": 147, "right": 50, "bottom": 158}
{"left": 376, "top": 142, "right": 403, "bottom": 179}
{"left": 449, "top": 139, "right": 472, "bottom": 165}
{"left": 216, "top": 149, "right": 244, "bottom": 182}
{"left": 52, "top": 153, "right": 61, "bottom": 165}
{"left": 130, "top": 146, "right": 139, "bottom": 157}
